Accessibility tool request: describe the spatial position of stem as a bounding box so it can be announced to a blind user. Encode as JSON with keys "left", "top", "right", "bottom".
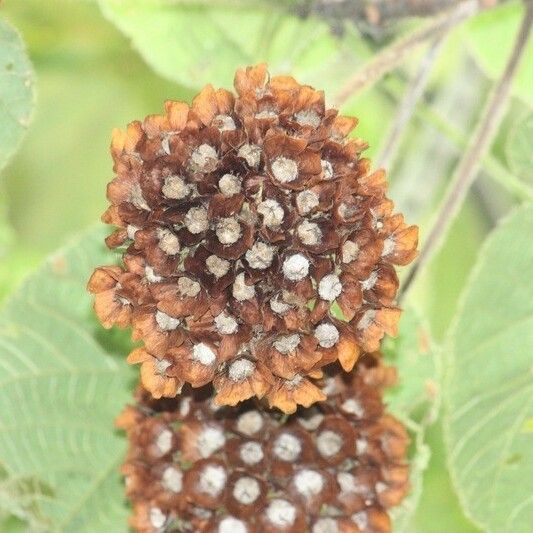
{"left": 377, "top": 36, "right": 445, "bottom": 169}
{"left": 410, "top": 99, "right": 533, "bottom": 201}
{"left": 400, "top": 0, "right": 533, "bottom": 299}
{"left": 333, "top": 0, "right": 483, "bottom": 107}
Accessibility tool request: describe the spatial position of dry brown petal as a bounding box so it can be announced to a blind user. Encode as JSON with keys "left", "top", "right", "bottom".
{"left": 111, "top": 121, "right": 143, "bottom": 158}
{"left": 354, "top": 307, "right": 401, "bottom": 352}
{"left": 234, "top": 63, "right": 269, "bottom": 99}
{"left": 259, "top": 333, "right": 320, "bottom": 380}
{"left": 337, "top": 335, "right": 361, "bottom": 373}
{"left": 132, "top": 306, "right": 185, "bottom": 356}
{"left": 168, "top": 341, "right": 219, "bottom": 388}
{"left": 213, "top": 360, "right": 272, "bottom": 406}
{"left": 192, "top": 84, "right": 235, "bottom": 127}
{"left": 87, "top": 266, "right": 133, "bottom": 328}
{"left": 267, "top": 375, "right": 326, "bottom": 414}
{"left": 381, "top": 214, "right": 419, "bottom": 266}
{"left": 127, "top": 348, "right": 182, "bottom": 399}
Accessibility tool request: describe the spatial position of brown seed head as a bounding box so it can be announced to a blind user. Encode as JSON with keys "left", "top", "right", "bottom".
{"left": 89, "top": 64, "right": 418, "bottom": 411}
{"left": 119, "top": 354, "right": 408, "bottom": 533}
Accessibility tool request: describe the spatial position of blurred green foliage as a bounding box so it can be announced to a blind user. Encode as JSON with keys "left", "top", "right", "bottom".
{"left": 444, "top": 205, "right": 533, "bottom": 532}
{"left": 0, "top": 18, "right": 34, "bottom": 173}
{"left": 0, "top": 0, "right": 531, "bottom": 531}
{"left": 3, "top": 1, "right": 188, "bottom": 252}
{"left": 506, "top": 111, "right": 533, "bottom": 182}
{"left": 0, "top": 227, "right": 133, "bottom": 532}
{"left": 98, "top": 0, "right": 376, "bottom": 95}
{"left": 464, "top": 2, "right": 533, "bottom": 106}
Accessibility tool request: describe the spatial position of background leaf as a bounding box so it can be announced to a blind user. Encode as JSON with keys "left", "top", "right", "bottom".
{"left": 464, "top": 1, "right": 533, "bottom": 106}
{"left": 98, "top": 0, "right": 371, "bottom": 93}
{"left": 444, "top": 205, "right": 533, "bottom": 532}
{"left": 0, "top": 15, "right": 36, "bottom": 306}
{"left": 506, "top": 112, "right": 533, "bottom": 184}
{"left": 383, "top": 307, "right": 440, "bottom": 531}
{"left": 408, "top": 201, "right": 489, "bottom": 533}
{"left": 0, "top": 464, "right": 52, "bottom": 532}
{"left": 384, "top": 308, "right": 440, "bottom": 421}
{"left": 1, "top": 0, "right": 183, "bottom": 259}
{"left": 0, "top": 227, "right": 133, "bottom": 532}
{"left": 0, "top": 17, "right": 35, "bottom": 173}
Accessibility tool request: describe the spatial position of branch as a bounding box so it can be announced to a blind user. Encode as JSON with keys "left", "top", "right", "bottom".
{"left": 400, "top": 0, "right": 533, "bottom": 299}
{"left": 332, "top": 0, "right": 487, "bottom": 107}
{"left": 364, "top": 0, "right": 484, "bottom": 23}
{"left": 305, "top": 0, "right": 485, "bottom": 27}
{"left": 416, "top": 101, "right": 533, "bottom": 200}
{"left": 375, "top": 83, "right": 533, "bottom": 200}
{"left": 376, "top": 35, "right": 445, "bottom": 169}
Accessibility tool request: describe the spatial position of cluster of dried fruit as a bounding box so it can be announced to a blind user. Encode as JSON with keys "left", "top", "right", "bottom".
{"left": 88, "top": 64, "right": 417, "bottom": 531}
{"left": 118, "top": 354, "right": 409, "bottom": 533}
{"left": 88, "top": 64, "right": 417, "bottom": 412}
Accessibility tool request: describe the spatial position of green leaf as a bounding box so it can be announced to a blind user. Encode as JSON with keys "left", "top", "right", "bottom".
{"left": 0, "top": 189, "right": 13, "bottom": 260}
{"left": 0, "top": 17, "right": 35, "bottom": 172}
{"left": 506, "top": 112, "right": 533, "bottom": 184}
{"left": 0, "top": 227, "right": 133, "bottom": 531}
{"left": 464, "top": 1, "right": 533, "bottom": 106}
{"left": 98, "top": 0, "right": 371, "bottom": 93}
{"left": 444, "top": 205, "right": 533, "bottom": 532}
{"left": 390, "top": 425, "right": 431, "bottom": 533}
{"left": 411, "top": 422, "right": 480, "bottom": 533}
{"left": 384, "top": 308, "right": 440, "bottom": 421}
{"left": 0, "top": 464, "right": 52, "bottom": 531}
{"left": 383, "top": 307, "right": 440, "bottom": 531}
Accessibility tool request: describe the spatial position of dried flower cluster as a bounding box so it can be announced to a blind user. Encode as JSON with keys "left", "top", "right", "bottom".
{"left": 117, "top": 354, "right": 409, "bottom": 533}
{"left": 88, "top": 64, "right": 417, "bottom": 412}
{"left": 88, "top": 65, "right": 417, "bottom": 531}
